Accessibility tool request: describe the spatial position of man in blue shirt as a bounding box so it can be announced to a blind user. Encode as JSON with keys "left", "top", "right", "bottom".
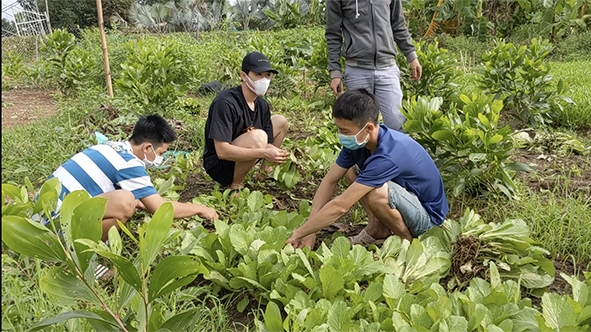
{"left": 286, "top": 89, "right": 448, "bottom": 249}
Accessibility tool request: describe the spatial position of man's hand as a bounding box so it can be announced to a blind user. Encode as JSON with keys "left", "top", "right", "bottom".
{"left": 330, "top": 77, "right": 343, "bottom": 95}
{"left": 197, "top": 206, "right": 219, "bottom": 222}
{"left": 410, "top": 59, "right": 422, "bottom": 81}
{"left": 135, "top": 200, "right": 146, "bottom": 210}
{"left": 264, "top": 145, "right": 289, "bottom": 164}
{"left": 286, "top": 232, "right": 316, "bottom": 249}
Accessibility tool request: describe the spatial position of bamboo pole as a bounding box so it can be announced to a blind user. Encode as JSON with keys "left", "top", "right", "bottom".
{"left": 96, "top": 0, "right": 114, "bottom": 97}
{"left": 44, "top": 0, "right": 52, "bottom": 33}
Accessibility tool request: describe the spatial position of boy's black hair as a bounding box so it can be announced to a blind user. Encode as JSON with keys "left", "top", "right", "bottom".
{"left": 332, "top": 89, "right": 379, "bottom": 127}
{"left": 129, "top": 115, "right": 177, "bottom": 147}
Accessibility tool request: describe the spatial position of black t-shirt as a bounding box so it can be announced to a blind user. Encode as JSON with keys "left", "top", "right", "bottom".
{"left": 203, "top": 86, "right": 274, "bottom": 170}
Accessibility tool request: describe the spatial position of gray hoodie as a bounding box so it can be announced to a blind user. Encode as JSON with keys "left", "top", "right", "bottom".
{"left": 326, "top": 0, "right": 417, "bottom": 79}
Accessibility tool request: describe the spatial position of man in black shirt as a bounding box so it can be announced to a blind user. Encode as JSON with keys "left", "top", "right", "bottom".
{"left": 203, "top": 52, "right": 289, "bottom": 190}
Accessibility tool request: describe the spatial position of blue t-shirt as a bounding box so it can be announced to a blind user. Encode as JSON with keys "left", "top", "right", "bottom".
{"left": 335, "top": 125, "right": 449, "bottom": 225}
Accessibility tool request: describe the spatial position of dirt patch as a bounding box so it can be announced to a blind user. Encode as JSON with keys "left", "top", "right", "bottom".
{"left": 179, "top": 171, "right": 218, "bottom": 203}
{"left": 512, "top": 148, "right": 591, "bottom": 194}
{"left": 548, "top": 259, "right": 587, "bottom": 295}
{"left": 1, "top": 88, "right": 59, "bottom": 128}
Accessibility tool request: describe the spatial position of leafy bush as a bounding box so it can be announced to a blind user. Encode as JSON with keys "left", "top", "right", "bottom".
{"left": 401, "top": 94, "right": 528, "bottom": 198}
{"left": 476, "top": 38, "right": 572, "bottom": 127}
{"left": 263, "top": 0, "right": 310, "bottom": 30}
{"left": 40, "top": 29, "right": 97, "bottom": 95}
{"left": 114, "top": 39, "right": 188, "bottom": 113}
{"left": 1, "top": 51, "right": 28, "bottom": 81}
{"left": 397, "top": 40, "right": 461, "bottom": 108}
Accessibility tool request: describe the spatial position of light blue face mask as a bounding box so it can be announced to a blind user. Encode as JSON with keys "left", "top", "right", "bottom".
{"left": 338, "top": 124, "right": 369, "bottom": 150}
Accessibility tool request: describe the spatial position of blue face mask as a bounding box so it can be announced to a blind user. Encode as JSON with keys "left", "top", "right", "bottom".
{"left": 338, "top": 124, "right": 369, "bottom": 150}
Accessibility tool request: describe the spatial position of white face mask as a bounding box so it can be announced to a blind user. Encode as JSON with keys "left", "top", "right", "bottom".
{"left": 142, "top": 146, "right": 163, "bottom": 169}
{"left": 245, "top": 75, "right": 271, "bottom": 96}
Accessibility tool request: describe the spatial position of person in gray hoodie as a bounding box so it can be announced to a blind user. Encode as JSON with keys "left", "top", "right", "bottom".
{"left": 326, "top": 0, "right": 422, "bottom": 131}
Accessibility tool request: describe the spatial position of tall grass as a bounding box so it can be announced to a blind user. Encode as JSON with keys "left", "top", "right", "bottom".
{"left": 511, "top": 190, "right": 591, "bottom": 268}
{"left": 550, "top": 60, "right": 591, "bottom": 130}
{"left": 1, "top": 255, "right": 92, "bottom": 331}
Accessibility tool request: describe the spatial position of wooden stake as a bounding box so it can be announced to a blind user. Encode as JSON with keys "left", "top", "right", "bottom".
{"left": 44, "top": 0, "right": 52, "bottom": 34}
{"left": 96, "top": 0, "right": 113, "bottom": 97}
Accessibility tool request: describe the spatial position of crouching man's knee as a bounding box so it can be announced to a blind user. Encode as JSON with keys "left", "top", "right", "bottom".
{"left": 103, "top": 190, "right": 136, "bottom": 221}
{"left": 271, "top": 114, "right": 289, "bottom": 132}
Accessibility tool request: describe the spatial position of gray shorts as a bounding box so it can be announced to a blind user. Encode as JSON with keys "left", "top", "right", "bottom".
{"left": 387, "top": 181, "right": 435, "bottom": 237}
{"left": 353, "top": 165, "right": 435, "bottom": 237}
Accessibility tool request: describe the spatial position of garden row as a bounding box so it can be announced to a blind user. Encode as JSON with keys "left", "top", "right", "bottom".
{"left": 3, "top": 178, "right": 590, "bottom": 331}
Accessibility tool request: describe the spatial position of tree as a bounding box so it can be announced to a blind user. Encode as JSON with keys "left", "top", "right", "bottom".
{"left": 35, "top": 0, "right": 134, "bottom": 30}
{"left": 232, "top": 0, "right": 264, "bottom": 30}
{"left": 17, "top": 0, "right": 38, "bottom": 12}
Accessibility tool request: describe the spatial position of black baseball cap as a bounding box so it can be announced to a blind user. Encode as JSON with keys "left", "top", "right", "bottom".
{"left": 242, "top": 52, "right": 278, "bottom": 74}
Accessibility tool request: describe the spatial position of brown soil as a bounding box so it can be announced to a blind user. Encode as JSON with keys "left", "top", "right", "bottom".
{"left": 513, "top": 148, "right": 591, "bottom": 195}
{"left": 550, "top": 259, "right": 587, "bottom": 293}
{"left": 1, "top": 88, "right": 59, "bottom": 128}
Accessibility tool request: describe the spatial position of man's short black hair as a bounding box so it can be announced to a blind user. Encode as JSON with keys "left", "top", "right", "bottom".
{"left": 332, "top": 89, "right": 380, "bottom": 127}
{"left": 129, "top": 115, "right": 177, "bottom": 147}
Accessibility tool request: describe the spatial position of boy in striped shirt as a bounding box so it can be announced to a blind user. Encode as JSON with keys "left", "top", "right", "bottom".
{"left": 45, "top": 114, "right": 218, "bottom": 241}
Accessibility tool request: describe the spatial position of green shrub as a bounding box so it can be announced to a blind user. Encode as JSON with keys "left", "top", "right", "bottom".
{"left": 397, "top": 40, "right": 461, "bottom": 108}
{"left": 2, "top": 181, "right": 210, "bottom": 332}
{"left": 114, "top": 39, "right": 188, "bottom": 113}
{"left": 508, "top": 23, "right": 548, "bottom": 45}
{"left": 1, "top": 51, "right": 28, "bottom": 80}
{"left": 549, "top": 60, "right": 591, "bottom": 129}
{"left": 402, "top": 94, "right": 528, "bottom": 198}
{"left": 40, "top": 29, "right": 97, "bottom": 95}
{"left": 476, "top": 38, "right": 571, "bottom": 128}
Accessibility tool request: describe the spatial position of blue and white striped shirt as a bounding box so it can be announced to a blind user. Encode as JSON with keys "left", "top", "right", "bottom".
{"left": 49, "top": 141, "right": 157, "bottom": 213}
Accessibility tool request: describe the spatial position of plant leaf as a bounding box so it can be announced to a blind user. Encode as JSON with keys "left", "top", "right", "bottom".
{"left": 505, "top": 162, "right": 533, "bottom": 172}
{"left": 327, "top": 300, "right": 348, "bottom": 332}
{"left": 148, "top": 256, "right": 202, "bottom": 301}
{"left": 39, "top": 266, "right": 99, "bottom": 305}
{"left": 27, "top": 310, "right": 119, "bottom": 332}
{"left": 59, "top": 190, "right": 91, "bottom": 249}
{"left": 541, "top": 292, "right": 578, "bottom": 329}
{"left": 141, "top": 202, "right": 174, "bottom": 273}
{"left": 158, "top": 308, "right": 200, "bottom": 331}
{"left": 431, "top": 130, "right": 454, "bottom": 142}
{"left": 1, "top": 215, "right": 66, "bottom": 262}
{"left": 319, "top": 264, "right": 344, "bottom": 300}
{"left": 71, "top": 197, "right": 107, "bottom": 274}
{"left": 264, "top": 301, "right": 284, "bottom": 332}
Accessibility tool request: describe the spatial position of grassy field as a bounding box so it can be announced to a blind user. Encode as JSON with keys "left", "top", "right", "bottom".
{"left": 2, "top": 32, "right": 591, "bottom": 330}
